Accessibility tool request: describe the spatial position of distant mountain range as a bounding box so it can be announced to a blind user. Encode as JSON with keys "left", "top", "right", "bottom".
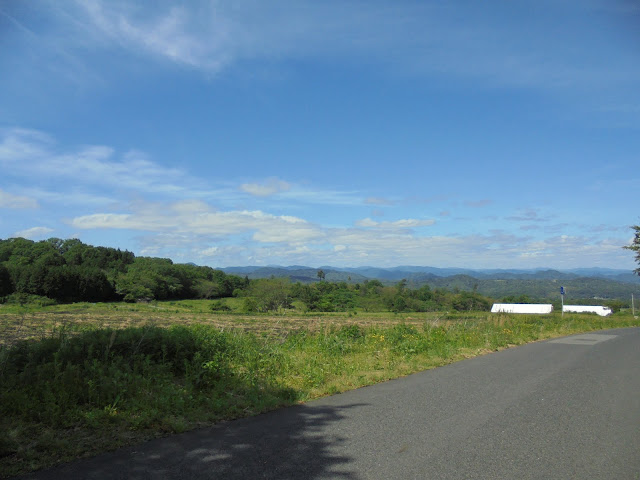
{"left": 221, "top": 265, "right": 639, "bottom": 284}
{"left": 220, "top": 265, "right": 640, "bottom": 301}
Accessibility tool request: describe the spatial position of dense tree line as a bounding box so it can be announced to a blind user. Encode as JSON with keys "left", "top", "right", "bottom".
{"left": 240, "top": 278, "right": 631, "bottom": 314}
{"left": 2, "top": 237, "right": 631, "bottom": 313}
{"left": 0, "top": 238, "right": 247, "bottom": 303}
{"left": 239, "top": 277, "right": 493, "bottom": 313}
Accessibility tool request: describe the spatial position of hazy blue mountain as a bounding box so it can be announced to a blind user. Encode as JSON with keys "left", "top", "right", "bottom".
{"left": 220, "top": 265, "right": 638, "bottom": 283}
{"left": 218, "top": 265, "right": 639, "bottom": 301}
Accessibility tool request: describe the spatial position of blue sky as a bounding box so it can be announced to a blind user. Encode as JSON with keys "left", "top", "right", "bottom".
{"left": 1, "top": 0, "right": 639, "bottom": 269}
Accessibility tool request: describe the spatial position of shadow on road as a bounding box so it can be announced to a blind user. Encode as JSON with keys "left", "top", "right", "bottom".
{"left": 20, "top": 402, "right": 368, "bottom": 480}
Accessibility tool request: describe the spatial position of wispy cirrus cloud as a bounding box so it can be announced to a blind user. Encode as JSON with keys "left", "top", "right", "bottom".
{"left": 278, "top": 186, "right": 366, "bottom": 207}
{"left": 240, "top": 178, "right": 290, "bottom": 197}
{"left": 69, "top": 0, "right": 234, "bottom": 70}
{"left": 365, "top": 196, "right": 394, "bottom": 206}
{"left": 355, "top": 218, "right": 435, "bottom": 229}
{"left": 12, "top": 226, "right": 54, "bottom": 239}
{"left": 25, "top": 0, "right": 638, "bottom": 96}
{"left": 507, "top": 208, "right": 550, "bottom": 223}
{"left": 0, "top": 128, "right": 385, "bottom": 212}
{"left": 19, "top": 187, "right": 115, "bottom": 208}
{"left": 0, "top": 189, "right": 38, "bottom": 209}
{"left": 464, "top": 199, "right": 492, "bottom": 208}
{"left": 0, "top": 128, "right": 189, "bottom": 195}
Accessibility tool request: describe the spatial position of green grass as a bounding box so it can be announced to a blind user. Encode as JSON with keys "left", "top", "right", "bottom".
{"left": 0, "top": 309, "right": 638, "bottom": 477}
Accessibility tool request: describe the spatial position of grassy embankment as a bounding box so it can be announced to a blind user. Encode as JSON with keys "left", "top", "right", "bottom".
{"left": 1, "top": 300, "right": 638, "bottom": 477}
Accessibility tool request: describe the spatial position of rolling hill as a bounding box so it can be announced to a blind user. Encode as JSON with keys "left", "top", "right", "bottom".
{"left": 220, "top": 265, "right": 640, "bottom": 301}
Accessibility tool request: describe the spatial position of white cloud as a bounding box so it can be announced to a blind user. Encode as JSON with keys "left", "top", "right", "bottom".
{"left": 391, "top": 219, "right": 436, "bottom": 228}
{"left": 198, "top": 245, "right": 247, "bottom": 259}
{"left": 21, "top": 187, "right": 115, "bottom": 207}
{"left": 0, "top": 189, "right": 38, "bottom": 209}
{"left": 0, "top": 128, "right": 53, "bottom": 161}
{"left": 355, "top": 217, "right": 435, "bottom": 229}
{"left": 278, "top": 186, "right": 365, "bottom": 206}
{"left": 63, "top": 196, "right": 633, "bottom": 269}
{"left": 0, "top": 125, "right": 631, "bottom": 269}
{"left": 0, "top": 128, "right": 372, "bottom": 209}
{"left": 170, "top": 199, "right": 211, "bottom": 215}
{"left": 199, "top": 246, "right": 219, "bottom": 257}
{"left": 464, "top": 199, "right": 492, "bottom": 208}
{"left": 70, "top": 201, "right": 324, "bottom": 245}
{"left": 365, "top": 196, "right": 394, "bottom": 206}
{"left": 71, "top": 213, "right": 134, "bottom": 230}
{"left": 507, "top": 208, "right": 549, "bottom": 223}
{"left": 512, "top": 234, "right": 629, "bottom": 268}
{"left": 0, "top": 127, "right": 191, "bottom": 195}
{"left": 70, "top": 0, "right": 232, "bottom": 70}
{"left": 355, "top": 218, "right": 378, "bottom": 228}
{"left": 240, "top": 178, "right": 291, "bottom": 197}
{"left": 13, "top": 226, "right": 54, "bottom": 239}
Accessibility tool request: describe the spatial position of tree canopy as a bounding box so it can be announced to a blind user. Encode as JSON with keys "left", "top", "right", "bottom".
{"left": 624, "top": 225, "right": 640, "bottom": 276}
{"left": 0, "top": 238, "right": 244, "bottom": 303}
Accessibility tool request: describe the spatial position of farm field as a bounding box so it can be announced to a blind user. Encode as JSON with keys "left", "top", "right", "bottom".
{"left": 0, "top": 300, "right": 448, "bottom": 347}
{"left": 1, "top": 301, "right": 639, "bottom": 477}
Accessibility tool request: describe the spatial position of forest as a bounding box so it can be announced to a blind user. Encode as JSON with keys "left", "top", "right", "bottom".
{"left": 0, "top": 237, "right": 248, "bottom": 304}
{"left": 0, "top": 237, "right": 632, "bottom": 313}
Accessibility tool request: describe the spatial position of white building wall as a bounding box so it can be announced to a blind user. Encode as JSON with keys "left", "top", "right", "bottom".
{"left": 562, "top": 305, "right": 612, "bottom": 316}
{"left": 491, "top": 303, "right": 554, "bottom": 314}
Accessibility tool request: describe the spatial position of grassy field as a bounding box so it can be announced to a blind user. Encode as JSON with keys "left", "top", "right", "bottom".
{"left": 1, "top": 300, "right": 639, "bottom": 478}
{"left": 0, "top": 299, "right": 460, "bottom": 347}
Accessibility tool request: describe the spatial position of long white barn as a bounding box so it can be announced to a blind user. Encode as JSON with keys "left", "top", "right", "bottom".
{"left": 562, "top": 305, "right": 612, "bottom": 316}
{"left": 491, "top": 303, "right": 554, "bottom": 314}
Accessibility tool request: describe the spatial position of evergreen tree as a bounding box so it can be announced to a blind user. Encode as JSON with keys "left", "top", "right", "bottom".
{"left": 624, "top": 225, "right": 640, "bottom": 275}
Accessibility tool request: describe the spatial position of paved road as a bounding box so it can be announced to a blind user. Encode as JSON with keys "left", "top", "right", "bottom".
{"left": 19, "top": 327, "right": 640, "bottom": 479}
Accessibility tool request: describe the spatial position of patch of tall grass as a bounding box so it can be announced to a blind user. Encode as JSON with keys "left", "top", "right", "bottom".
{"left": 1, "top": 312, "right": 638, "bottom": 477}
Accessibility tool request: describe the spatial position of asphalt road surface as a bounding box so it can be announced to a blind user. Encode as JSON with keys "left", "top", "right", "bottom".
{"left": 18, "top": 327, "right": 640, "bottom": 479}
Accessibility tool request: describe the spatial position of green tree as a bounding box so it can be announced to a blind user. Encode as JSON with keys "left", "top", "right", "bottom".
{"left": 115, "top": 257, "right": 184, "bottom": 301}
{"left": 0, "top": 264, "right": 13, "bottom": 296}
{"left": 247, "top": 278, "right": 293, "bottom": 312}
{"left": 624, "top": 225, "right": 640, "bottom": 275}
{"left": 412, "top": 284, "right": 432, "bottom": 302}
{"left": 291, "top": 283, "right": 321, "bottom": 310}
{"left": 362, "top": 279, "right": 383, "bottom": 295}
{"left": 451, "top": 291, "right": 492, "bottom": 312}
{"left": 317, "top": 287, "right": 356, "bottom": 312}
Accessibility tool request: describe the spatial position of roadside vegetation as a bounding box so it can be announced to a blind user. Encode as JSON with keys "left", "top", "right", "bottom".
{"left": 1, "top": 302, "right": 639, "bottom": 477}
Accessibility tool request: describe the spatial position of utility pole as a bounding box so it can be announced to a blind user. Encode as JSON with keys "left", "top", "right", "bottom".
{"left": 560, "top": 286, "right": 565, "bottom": 316}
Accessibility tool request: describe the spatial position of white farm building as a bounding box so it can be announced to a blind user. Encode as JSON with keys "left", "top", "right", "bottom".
{"left": 491, "top": 303, "right": 554, "bottom": 314}
{"left": 562, "top": 305, "right": 612, "bottom": 316}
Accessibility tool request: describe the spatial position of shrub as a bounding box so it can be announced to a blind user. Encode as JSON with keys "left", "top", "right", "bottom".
{"left": 210, "top": 300, "right": 231, "bottom": 312}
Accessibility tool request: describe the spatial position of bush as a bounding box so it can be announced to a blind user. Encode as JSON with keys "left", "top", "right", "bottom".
{"left": 210, "top": 300, "right": 231, "bottom": 312}
{"left": 0, "top": 293, "right": 58, "bottom": 307}
{"left": 337, "top": 324, "right": 364, "bottom": 341}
